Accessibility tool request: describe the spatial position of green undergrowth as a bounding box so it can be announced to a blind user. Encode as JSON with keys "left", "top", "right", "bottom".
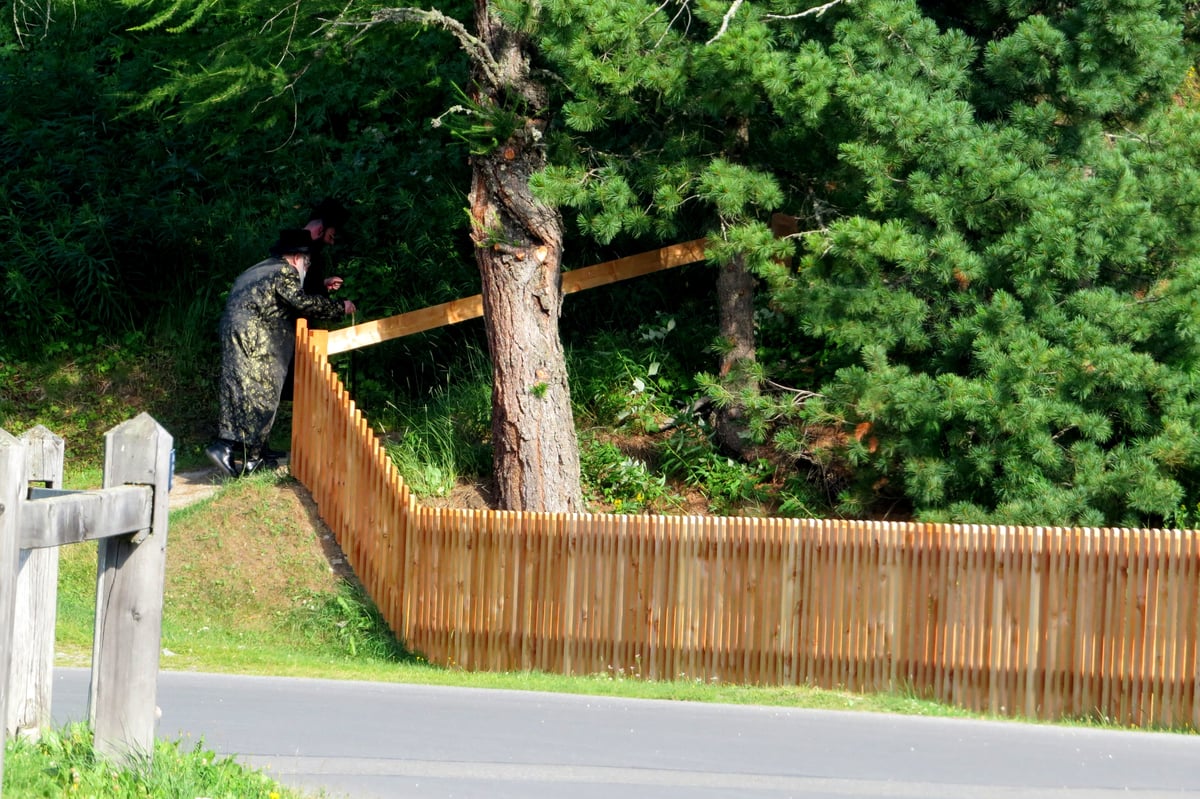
{"left": 4, "top": 724, "right": 312, "bottom": 799}
{"left": 3, "top": 325, "right": 820, "bottom": 515}
{"left": 0, "top": 341, "right": 215, "bottom": 475}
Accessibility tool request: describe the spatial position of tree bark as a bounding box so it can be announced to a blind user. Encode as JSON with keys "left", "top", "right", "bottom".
{"left": 712, "top": 115, "right": 760, "bottom": 458}
{"left": 469, "top": 1, "right": 582, "bottom": 512}
{"left": 714, "top": 252, "right": 758, "bottom": 457}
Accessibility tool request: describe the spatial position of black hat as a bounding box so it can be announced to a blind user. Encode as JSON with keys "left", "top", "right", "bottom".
{"left": 308, "top": 197, "right": 348, "bottom": 230}
{"left": 271, "top": 228, "right": 313, "bottom": 255}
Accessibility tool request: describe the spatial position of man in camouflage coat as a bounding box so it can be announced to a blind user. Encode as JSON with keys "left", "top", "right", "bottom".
{"left": 206, "top": 228, "right": 356, "bottom": 477}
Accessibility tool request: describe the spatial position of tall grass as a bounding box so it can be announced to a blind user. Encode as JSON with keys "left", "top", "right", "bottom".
{"left": 284, "top": 581, "right": 415, "bottom": 662}
{"left": 383, "top": 403, "right": 463, "bottom": 498}
{"left": 150, "top": 284, "right": 223, "bottom": 372}
{"left": 4, "top": 724, "right": 312, "bottom": 799}
{"left": 378, "top": 345, "right": 493, "bottom": 499}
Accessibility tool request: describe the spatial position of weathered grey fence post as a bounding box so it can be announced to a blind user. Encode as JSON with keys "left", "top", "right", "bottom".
{"left": 5, "top": 426, "right": 65, "bottom": 739}
{"left": 89, "top": 413, "right": 172, "bottom": 764}
{"left": 0, "top": 430, "right": 29, "bottom": 792}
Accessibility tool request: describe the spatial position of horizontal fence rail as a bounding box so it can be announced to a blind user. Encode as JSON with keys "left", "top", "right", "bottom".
{"left": 290, "top": 244, "right": 1200, "bottom": 731}
{"left": 322, "top": 239, "right": 708, "bottom": 356}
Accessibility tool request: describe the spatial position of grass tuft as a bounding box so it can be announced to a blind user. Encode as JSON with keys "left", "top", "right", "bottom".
{"left": 4, "top": 723, "right": 311, "bottom": 799}
{"left": 284, "top": 581, "right": 416, "bottom": 662}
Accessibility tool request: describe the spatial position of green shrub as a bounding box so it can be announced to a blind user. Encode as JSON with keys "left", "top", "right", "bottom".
{"left": 660, "top": 424, "right": 773, "bottom": 514}
{"left": 579, "top": 436, "right": 677, "bottom": 513}
{"left": 570, "top": 316, "right": 702, "bottom": 432}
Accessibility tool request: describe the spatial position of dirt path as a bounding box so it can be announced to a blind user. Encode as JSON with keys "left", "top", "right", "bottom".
{"left": 168, "top": 457, "right": 293, "bottom": 510}
{"left": 169, "top": 467, "right": 226, "bottom": 509}
{"left": 168, "top": 459, "right": 496, "bottom": 512}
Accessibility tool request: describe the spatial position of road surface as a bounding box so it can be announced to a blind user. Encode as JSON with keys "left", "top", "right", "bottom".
{"left": 52, "top": 668, "right": 1200, "bottom": 799}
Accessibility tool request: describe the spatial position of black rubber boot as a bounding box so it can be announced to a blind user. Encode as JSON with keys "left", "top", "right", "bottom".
{"left": 204, "top": 440, "right": 236, "bottom": 478}
{"left": 238, "top": 442, "right": 282, "bottom": 476}
{"left": 239, "top": 456, "right": 264, "bottom": 477}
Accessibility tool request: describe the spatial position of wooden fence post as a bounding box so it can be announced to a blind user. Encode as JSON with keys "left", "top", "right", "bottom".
{"left": 89, "top": 413, "right": 173, "bottom": 764}
{"left": 5, "top": 426, "right": 65, "bottom": 739}
{"left": 0, "top": 430, "right": 29, "bottom": 792}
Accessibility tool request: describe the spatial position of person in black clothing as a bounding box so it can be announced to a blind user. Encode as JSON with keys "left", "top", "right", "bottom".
{"left": 279, "top": 197, "right": 350, "bottom": 404}
{"left": 206, "top": 229, "right": 356, "bottom": 478}
{"left": 300, "top": 197, "right": 349, "bottom": 298}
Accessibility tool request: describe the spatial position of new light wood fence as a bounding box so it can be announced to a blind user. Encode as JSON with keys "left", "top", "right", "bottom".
{"left": 290, "top": 243, "right": 1200, "bottom": 730}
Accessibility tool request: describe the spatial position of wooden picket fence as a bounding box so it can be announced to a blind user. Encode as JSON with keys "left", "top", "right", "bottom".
{"left": 290, "top": 243, "right": 1200, "bottom": 730}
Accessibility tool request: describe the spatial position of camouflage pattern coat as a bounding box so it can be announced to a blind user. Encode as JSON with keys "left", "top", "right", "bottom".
{"left": 217, "top": 257, "right": 344, "bottom": 448}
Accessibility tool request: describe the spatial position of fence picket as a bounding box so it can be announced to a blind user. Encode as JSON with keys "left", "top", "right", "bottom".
{"left": 1186, "top": 531, "right": 1200, "bottom": 730}
{"left": 1162, "top": 530, "right": 1182, "bottom": 728}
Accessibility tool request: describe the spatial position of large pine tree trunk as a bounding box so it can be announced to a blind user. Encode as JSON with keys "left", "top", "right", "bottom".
{"left": 712, "top": 116, "right": 760, "bottom": 458}
{"left": 469, "top": 1, "right": 582, "bottom": 512}
{"left": 714, "top": 252, "right": 758, "bottom": 457}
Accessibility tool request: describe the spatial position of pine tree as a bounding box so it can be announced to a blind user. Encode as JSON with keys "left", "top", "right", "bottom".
{"left": 531, "top": 0, "right": 1200, "bottom": 525}
{"left": 768, "top": 0, "right": 1200, "bottom": 525}
{"left": 464, "top": 0, "right": 584, "bottom": 511}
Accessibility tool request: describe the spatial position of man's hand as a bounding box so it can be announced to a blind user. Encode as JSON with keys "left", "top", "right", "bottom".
{"left": 343, "top": 299, "right": 357, "bottom": 315}
{"left": 325, "top": 276, "right": 344, "bottom": 291}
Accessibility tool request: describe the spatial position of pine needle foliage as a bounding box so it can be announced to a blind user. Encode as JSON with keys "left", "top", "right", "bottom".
{"left": 526, "top": 0, "right": 1200, "bottom": 525}
{"left": 771, "top": 1, "right": 1200, "bottom": 526}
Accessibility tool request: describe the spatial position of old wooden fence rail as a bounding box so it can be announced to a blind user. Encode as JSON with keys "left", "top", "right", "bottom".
{"left": 290, "top": 243, "right": 1200, "bottom": 731}
{"left": 0, "top": 415, "right": 172, "bottom": 796}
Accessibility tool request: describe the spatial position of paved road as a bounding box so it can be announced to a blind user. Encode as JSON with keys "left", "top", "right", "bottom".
{"left": 52, "top": 668, "right": 1200, "bottom": 799}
